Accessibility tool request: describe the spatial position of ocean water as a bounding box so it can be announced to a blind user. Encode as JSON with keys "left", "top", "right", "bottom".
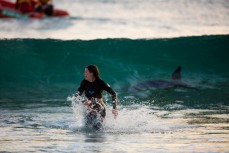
{"left": 0, "top": 35, "right": 229, "bottom": 152}
{"left": 1, "top": 0, "right": 229, "bottom": 152}
{"left": 0, "top": 0, "right": 229, "bottom": 39}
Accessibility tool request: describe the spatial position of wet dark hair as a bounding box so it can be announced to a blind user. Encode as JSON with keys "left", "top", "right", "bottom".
{"left": 86, "top": 65, "right": 100, "bottom": 79}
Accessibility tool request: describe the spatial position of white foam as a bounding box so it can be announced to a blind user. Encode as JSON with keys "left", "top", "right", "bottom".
{"left": 67, "top": 95, "right": 194, "bottom": 133}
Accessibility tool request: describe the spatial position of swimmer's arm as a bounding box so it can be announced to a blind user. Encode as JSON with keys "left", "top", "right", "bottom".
{"left": 102, "top": 81, "right": 118, "bottom": 109}
{"left": 76, "top": 79, "right": 85, "bottom": 96}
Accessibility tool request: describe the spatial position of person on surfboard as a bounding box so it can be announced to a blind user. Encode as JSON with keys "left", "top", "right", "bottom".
{"left": 15, "top": 0, "right": 36, "bottom": 13}
{"left": 35, "top": 0, "right": 53, "bottom": 16}
{"left": 15, "top": 0, "right": 53, "bottom": 16}
{"left": 75, "top": 65, "right": 118, "bottom": 118}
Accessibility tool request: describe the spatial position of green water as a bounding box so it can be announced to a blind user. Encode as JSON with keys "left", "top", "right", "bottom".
{"left": 0, "top": 35, "right": 228, "bottom": 105}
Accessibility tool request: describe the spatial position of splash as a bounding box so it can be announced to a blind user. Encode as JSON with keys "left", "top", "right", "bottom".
{"left": 67, "top": 95, "right": 194, "bottom": 134}
{"left": 67, "top": 95, "right": 86, "bottom": 129}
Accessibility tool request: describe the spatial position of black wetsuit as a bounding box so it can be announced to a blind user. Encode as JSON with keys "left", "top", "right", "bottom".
{"left": 77, "top": 78, "right": 117, "bottom": 109}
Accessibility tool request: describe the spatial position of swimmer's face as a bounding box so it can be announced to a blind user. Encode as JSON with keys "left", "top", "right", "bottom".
{"left": 84, "top": 68, "right": 93, "bottom": 81}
